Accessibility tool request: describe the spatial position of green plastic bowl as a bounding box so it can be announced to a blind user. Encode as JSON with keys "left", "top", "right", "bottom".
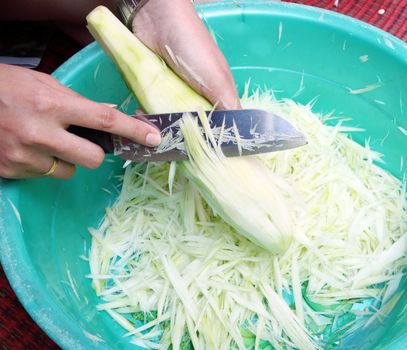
{"left": 1, "top": 1, "right": 406, "bottom": 349}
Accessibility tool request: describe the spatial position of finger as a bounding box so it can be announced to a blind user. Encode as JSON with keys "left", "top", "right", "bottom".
{"left": 45, "top": 158, "right": 76, "bottom": 179}
{"left": 59, "top": 95, "right": 162, "bottom": 147}
{"left": 45, "top": 129, "right": 106, "bottom": 170}
{"left": 165, "top": 43, "right": 241, "bottom": 110}
{"left": 12, "top": 155, "right": 76, "bottom": 180}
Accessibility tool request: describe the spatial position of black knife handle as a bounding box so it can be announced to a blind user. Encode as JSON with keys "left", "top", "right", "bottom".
{"left": 67, "top": 126, "right": 114, "bottom": 154}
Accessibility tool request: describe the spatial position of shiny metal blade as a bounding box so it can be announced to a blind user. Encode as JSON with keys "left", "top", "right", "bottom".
{"left": 113, "top": 109, "right": 307, "bottom": 162}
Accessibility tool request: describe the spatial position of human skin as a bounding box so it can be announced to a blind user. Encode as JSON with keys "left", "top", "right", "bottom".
{"left": 0, "top": 0, "right": 239, "bottom": 178}
{"left": 132, "top": 0, "right": 241, "bottom": 110}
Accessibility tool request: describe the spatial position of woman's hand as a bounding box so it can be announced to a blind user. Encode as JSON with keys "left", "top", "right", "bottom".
{"left": 0, "top": 64, "right": 161, "bottom": 179}
{"left": 132, "top": 0, "right": 241, "bottom": 109}
{"left": 0, "top": 0, "right": 239, "bottom": 180}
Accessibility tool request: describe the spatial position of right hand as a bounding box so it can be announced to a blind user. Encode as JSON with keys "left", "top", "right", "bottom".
{"left": 0, "top": 64, "right": 161, "bottom": 179}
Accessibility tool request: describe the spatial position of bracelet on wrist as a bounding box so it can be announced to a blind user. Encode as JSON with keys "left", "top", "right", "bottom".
{"left": 117, "top": 0, "right": 150, "bottom": 28}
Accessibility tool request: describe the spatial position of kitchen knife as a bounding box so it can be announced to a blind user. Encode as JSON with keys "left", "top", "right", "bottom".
{"left": 68, "top": 109, "right": 306, "bottom": 162}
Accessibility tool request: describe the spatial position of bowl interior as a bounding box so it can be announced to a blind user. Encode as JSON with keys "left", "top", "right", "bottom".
{"left": 1, "top": 2, "right": 406, "bottom": 349}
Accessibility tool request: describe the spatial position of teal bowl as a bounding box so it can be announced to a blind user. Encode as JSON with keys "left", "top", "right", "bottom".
{"left": 1, "top": 1, "right": 406, "bottom": 349}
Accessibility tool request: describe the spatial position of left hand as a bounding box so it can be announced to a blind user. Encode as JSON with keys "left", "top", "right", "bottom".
{"left": 132, "top": 0, "right": 241, "bottom": 110}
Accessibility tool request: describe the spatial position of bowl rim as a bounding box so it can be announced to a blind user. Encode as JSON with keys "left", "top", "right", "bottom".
{"left": 1, "top": 1, "right": 406, "bottom": 349}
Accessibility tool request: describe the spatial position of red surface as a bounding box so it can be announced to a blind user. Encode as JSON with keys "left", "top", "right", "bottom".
{"left": 0, "top": 1, "right": 406, "bottom": 349}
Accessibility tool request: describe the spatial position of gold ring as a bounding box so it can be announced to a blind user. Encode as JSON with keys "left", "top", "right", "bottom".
{"left": 43, "top": 158, "right": 59, "bottom": 176}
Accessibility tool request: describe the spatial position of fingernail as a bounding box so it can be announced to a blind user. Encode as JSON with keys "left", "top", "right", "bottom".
{"left": 145, "top": 132, "right": 161, "bottom": 147}
{"left": 101, "top": 103, "right": 117, "bottom": 108}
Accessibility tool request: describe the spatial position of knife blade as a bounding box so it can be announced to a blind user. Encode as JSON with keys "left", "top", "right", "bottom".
{"left": 68, "top": 109, "right": 306, "bottom": 162}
